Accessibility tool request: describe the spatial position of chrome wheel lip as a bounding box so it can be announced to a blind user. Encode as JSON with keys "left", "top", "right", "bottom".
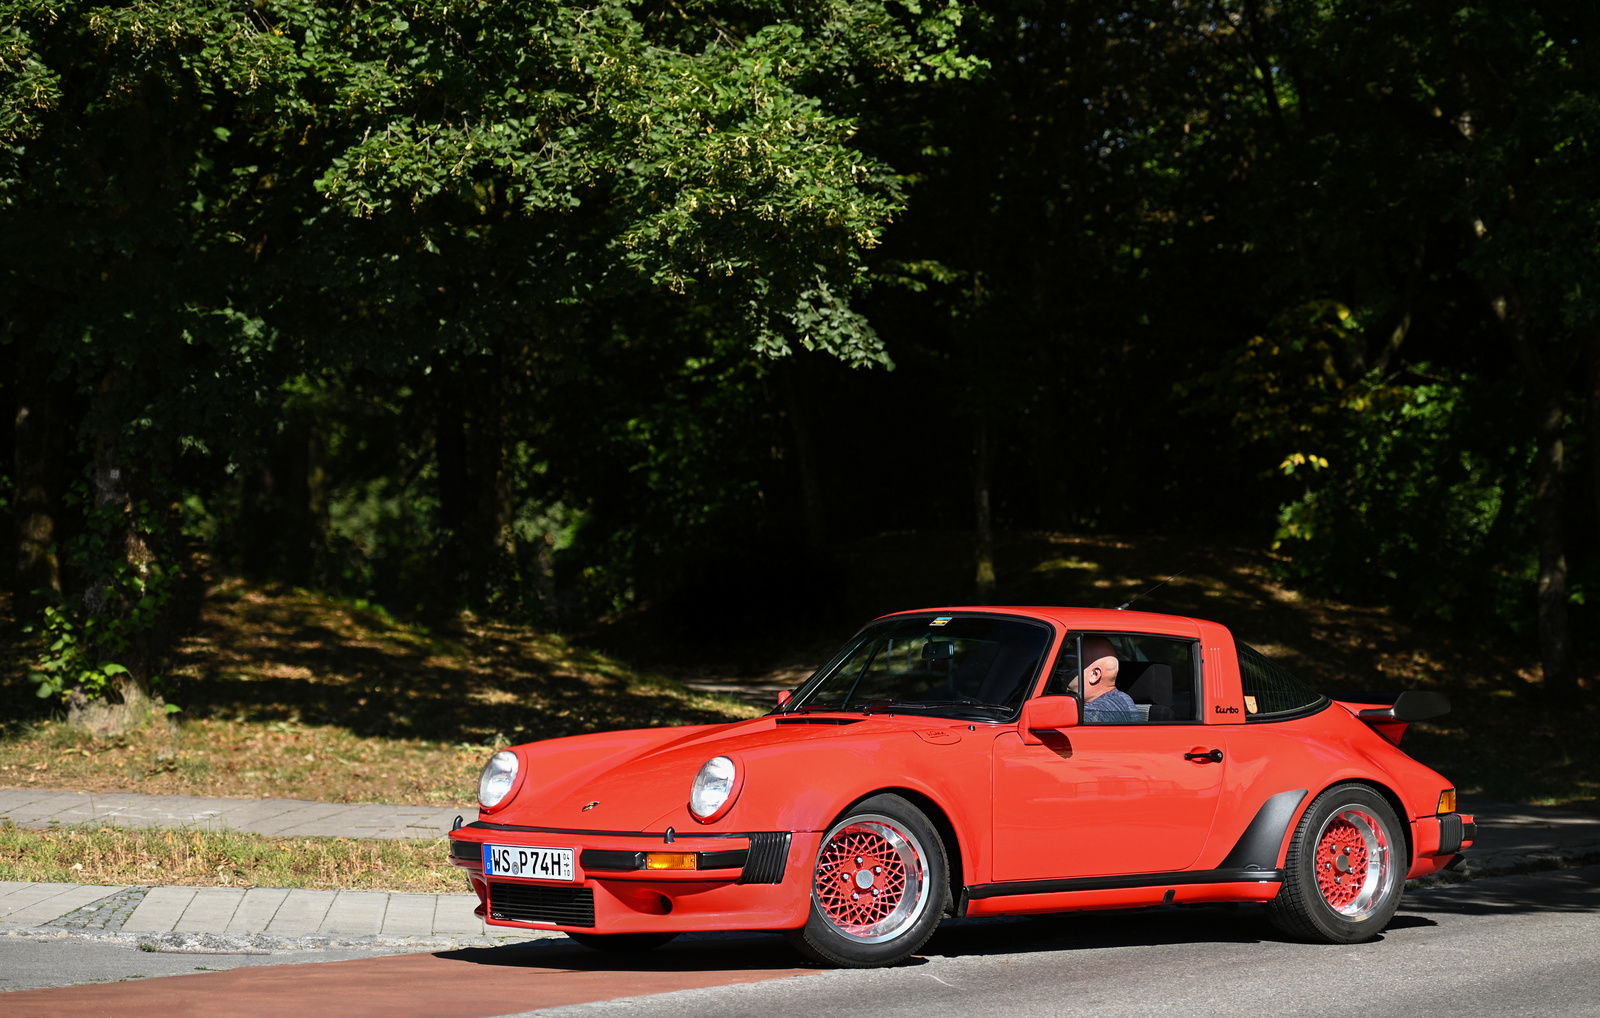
{"left": 1314, "top": 805, "right": 1391, "bottom": 920}
{"left": 813, "top": 813, "right": 931, "bottom": 944}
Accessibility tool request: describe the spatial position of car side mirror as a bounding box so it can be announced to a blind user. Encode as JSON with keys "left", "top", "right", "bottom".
{"left": 776, "top": 689, "right": 793, "bottom": 707}
{"left": 1020, "top": 696, "right": 1079, "bottom": 744}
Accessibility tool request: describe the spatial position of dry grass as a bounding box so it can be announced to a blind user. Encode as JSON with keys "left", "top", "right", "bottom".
{"left": 0, "top": 579, "right": 760, "bottom": 805}
{"left": 0, "top": 821, "right": 459, "bottom": 892}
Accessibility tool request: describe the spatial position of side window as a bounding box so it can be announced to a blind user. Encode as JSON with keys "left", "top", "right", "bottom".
{"left": 1077, "top": 633, "right": 1200, "bottom": 724}
{"left": 1236, "top": 642, "right": 1326, "bottom": 719}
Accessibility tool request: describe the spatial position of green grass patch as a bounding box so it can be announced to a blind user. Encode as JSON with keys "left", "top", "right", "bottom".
{"left": 0, "top": 821, "right": 461, "bottom": 893}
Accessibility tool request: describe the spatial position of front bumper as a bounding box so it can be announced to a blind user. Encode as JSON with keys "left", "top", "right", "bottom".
{"left": 448, "top": 821, "right": 818, "bottom": 934}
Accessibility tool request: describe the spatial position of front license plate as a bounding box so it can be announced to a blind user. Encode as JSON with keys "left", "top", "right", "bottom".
{"left": 483, "top": 844, "right": 575, "bottom": 881}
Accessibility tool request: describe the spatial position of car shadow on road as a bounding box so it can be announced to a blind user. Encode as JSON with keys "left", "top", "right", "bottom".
{"left": 436, "top": 932, "right": 810, "bottom": 973}
{"left": 437, "top": 866, "right": 1600, "bottom": 975}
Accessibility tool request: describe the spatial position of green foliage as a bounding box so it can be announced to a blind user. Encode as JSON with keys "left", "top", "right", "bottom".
{"left": 1273, "top": 373, "right": 1535, "bottom": 627}
{"left": 26, "top": 490, "right": 175, "bottom": 702}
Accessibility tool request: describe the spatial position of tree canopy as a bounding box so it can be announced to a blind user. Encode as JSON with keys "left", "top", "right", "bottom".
{"left": 3, "top": 0, "right": 1597, "bottom": 709}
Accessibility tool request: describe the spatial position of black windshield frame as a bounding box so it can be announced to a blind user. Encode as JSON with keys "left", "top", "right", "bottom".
{"left": 777, "top": 612, "right": 1058, "bottom": 723}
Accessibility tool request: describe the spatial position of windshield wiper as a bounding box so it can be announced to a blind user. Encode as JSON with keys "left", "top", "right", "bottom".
{"left": 788, "top": 699, "right": 900, "bottom": 715}
{"left": 893, "top": 700, "right": 1011, "bottom": 717}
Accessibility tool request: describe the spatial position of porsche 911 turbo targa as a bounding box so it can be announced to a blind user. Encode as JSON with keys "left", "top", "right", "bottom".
{"left": 447, "top": 607, "right": 1472, "bottom": 967}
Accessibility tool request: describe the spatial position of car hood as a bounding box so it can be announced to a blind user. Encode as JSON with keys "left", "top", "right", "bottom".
{"left": 484, "top": 714, "right": 956, "bottom": 834}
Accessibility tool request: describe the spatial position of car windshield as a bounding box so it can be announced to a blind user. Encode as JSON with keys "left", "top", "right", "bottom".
{"left": 786, "top": 615, "right": 1053, "bottom": 721}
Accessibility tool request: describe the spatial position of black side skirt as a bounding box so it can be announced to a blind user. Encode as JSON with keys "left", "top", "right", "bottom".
{"left": 966, "top": 788, "right": 1307, "bottom": 901}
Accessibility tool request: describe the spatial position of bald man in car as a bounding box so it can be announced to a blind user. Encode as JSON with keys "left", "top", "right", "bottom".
{"left": 1073, "top": 636, "right": 1140, "bottom": 720}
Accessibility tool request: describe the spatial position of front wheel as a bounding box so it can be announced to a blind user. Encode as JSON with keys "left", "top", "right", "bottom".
{"left": 784, "top": 793, "right": 947, "bottom": 968}
{"left": 1267, "top": 783, "right": 1405, "bottom": 943}
{"left": 565, "top": 931, "right": 678, "bottom": 953}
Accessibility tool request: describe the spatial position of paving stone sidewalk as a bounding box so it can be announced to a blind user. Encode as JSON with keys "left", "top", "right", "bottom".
{"left": 0, "top": 881, "right": 528, "bottom": 947}
{"left": 0, "top": 788, "right": 466, "bottom": 839}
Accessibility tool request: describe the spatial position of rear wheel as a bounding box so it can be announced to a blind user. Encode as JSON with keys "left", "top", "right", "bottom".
{"left": 1268, "top": 783, "right": 1405, "bottom": 943}
{"left": 565, "top": 931, "right": 678, "bottom": 953}
{"left": 784, "top": 793, "right": 947, "bottom": 968}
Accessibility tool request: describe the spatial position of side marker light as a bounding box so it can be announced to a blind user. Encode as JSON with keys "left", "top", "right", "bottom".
{"left": 645, "top": 852, "right": 698, "bottom": 870}
{"left": 1437, "top": 789, "right": 1456, "bottom": 814}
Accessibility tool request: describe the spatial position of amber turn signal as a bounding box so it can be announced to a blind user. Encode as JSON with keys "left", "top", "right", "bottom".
{"left": 645, "top": 852, "right": 698, "bottom": 870}
{"left": 1437, "top": 789, "right": 1456, "bottom": 814}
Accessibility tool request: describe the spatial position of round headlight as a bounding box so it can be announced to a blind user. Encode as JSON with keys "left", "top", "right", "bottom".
{"left": 688, "top": 756, "right": 738, "bottom": 821}
{"left": 478, "top": 750, "right": 520, "bottom": 809}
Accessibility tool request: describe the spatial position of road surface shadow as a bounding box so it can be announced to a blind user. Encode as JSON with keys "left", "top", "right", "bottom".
{"left": 437, "top": 932, "right": 806, "bottom": 973}
{"left": 1403, "top": 864, "right": 1600, "bottom": 916}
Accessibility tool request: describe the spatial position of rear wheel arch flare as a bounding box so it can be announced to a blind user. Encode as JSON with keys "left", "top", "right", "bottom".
{"left": 833, "top": 787, "right": 965, "bottom": 914}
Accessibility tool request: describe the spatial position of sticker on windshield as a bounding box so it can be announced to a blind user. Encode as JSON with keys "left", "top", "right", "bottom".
{"left": 1243, "top": 696, "right": 1258, "bottom": 714}
{"left": 930, "top": 617, "right": 952, "bottom": 627}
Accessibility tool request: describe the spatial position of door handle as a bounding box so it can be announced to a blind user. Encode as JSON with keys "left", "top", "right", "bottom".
{"left": 1184, "top": 749, "right": 1223, "bottom": 763}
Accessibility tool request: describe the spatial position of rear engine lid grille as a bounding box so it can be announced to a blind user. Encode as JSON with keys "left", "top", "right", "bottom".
{"left": 488, "top": 881, "right": 595, "bottom": 927}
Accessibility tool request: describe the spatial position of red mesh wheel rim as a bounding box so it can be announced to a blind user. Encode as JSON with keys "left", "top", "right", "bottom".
{"left": 1313, "top": 807, "right": 1390, "bottom": 919}
{"left": 813, "top": 817, "right": 929, "bottom": 943}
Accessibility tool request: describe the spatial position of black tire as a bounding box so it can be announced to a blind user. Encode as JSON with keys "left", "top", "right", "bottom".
{"left": 783, "top": 793, "right": 947, "bottom": 968}
{"left": 564, "top": 931, "right": 679, "bottom": 953}
{"left": 1267, "top": 783, "right": 1406, "bottom": 943}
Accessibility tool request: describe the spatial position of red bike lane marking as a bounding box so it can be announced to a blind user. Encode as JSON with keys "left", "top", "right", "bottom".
{"left": 1, "top": 941, "right": 818, "bottom": 1018}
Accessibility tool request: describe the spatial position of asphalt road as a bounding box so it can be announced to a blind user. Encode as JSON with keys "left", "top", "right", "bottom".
{"left": 524, "top": 864, "right": 1600, "bottom": 1018}
{"left": 5, "top": 865, "right": 1597, "bottom": 1016}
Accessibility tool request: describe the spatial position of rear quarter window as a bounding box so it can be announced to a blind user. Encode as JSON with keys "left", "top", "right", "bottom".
{"left": 1236, "top": 643, "right": 1329, "bottom": 721}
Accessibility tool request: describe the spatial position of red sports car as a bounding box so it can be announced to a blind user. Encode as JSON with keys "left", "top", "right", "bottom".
{"left": 447, "top": 607, "right": 1473, "bottom": 967}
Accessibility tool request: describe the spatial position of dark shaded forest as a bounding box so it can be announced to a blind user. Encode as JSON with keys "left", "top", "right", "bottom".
{"left": 2, "top": 0, "right": 1596, "bottom": 713}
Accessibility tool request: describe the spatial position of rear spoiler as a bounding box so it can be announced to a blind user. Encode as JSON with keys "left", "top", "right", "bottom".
{"left": 1328, "top": 690, "right": 1451, "bottom": 746}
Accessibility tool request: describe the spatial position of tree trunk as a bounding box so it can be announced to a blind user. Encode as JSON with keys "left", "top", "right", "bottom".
{"left": 1494, "top": 280, "right": 1577, "bottom": 705}
{"left": 974, "top": 421, "right": 996, "bottom": 603}
{"left": 467, "top": 354, "right": 514, "bottom": 601}
{"left": 306, "top": 412, "right": 329, "bottom": 587}
{"left": 1529, "top": 379, "right": 1575, "bottom": 705}
{"left": 778, "top": 361, "right": 827, "bottom": 553}
{"left": 13, "top": 342, "right": 62, "bottom": 604}
{"left": 86, "top": 427, "right": 155, "bottom": 708}
{"left": 433, "top": 366, "right": 472, "bottom": 604}
{"left": 1591, "top": 338, "right": 1600, "bottom": 565}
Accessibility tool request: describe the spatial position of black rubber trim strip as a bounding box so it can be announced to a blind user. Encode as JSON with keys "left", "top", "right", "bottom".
{"left": 1243, "top": 697, "right": 1332, "bottom": 724}
{"left": 1462, "top": 819, "right": 1477, "bottom": 843}
{"left": 579, "top": 849, "right": 647, "bottom": 871}
{"left": 738, "top": 832, "right": 792, "bottom": 884}
{"left": 700, "top": 849, "right": 750, "bottom": 870}
{"left": 1438, "top": 813, "right": 1464, "bottom": 856}
{"left": 966, "top": 867, "right": 1285, "bottom": 900}
{"left": 1217, "top": 789, "right": 1308, "bottom": 872}
{"left": 775, "top": 717, "right": 864, "bottom": 726}
{"left": 465, "top": 820, "right": 755, "bottom": 841}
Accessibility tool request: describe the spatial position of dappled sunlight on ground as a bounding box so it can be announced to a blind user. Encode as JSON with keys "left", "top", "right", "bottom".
{"left": 0, "top": 580, "right": 758, "bottom": 805}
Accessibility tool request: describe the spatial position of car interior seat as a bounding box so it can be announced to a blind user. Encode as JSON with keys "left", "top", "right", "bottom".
{"left": 1117, "top": 661, "right": 1176, "bottom": 721}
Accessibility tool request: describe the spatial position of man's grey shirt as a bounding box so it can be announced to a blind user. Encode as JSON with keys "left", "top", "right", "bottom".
{"left": 1083, "top": 687, "right": 1140, "bottom": 721}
